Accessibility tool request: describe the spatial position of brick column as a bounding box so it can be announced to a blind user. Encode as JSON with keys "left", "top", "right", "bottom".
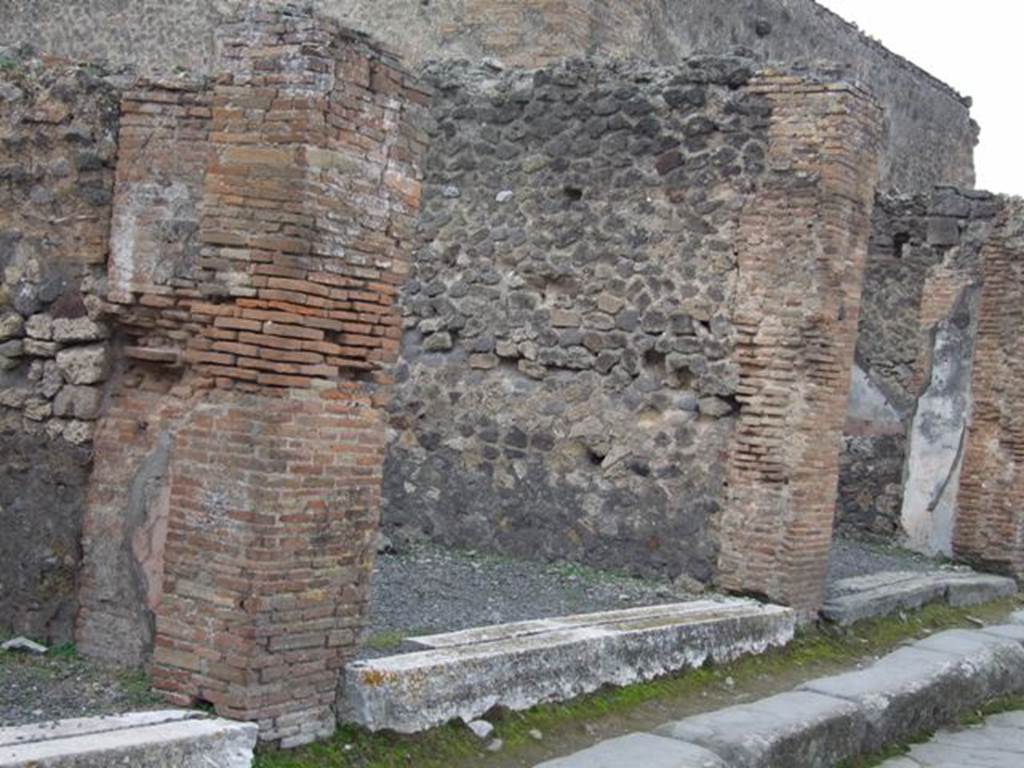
{"left": 716, "top": 75, "right": 883, "bottom": 615}
{"left": 954, "top": 210, "right": 1024, "bottom": 578}
{"left": 77, "top": 2, "right": 427, "bottom": 747}
{"left": 153, "top": 386, "right": 387, "bottom": 744}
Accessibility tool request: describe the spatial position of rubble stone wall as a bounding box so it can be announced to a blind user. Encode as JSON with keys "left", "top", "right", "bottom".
{"left": 385, "top": 59, "right": 884, "bottom": 609}
{"left": 1, "top": 0, "right": 974, "bottom": 192}
{"left": 383, "top": 57, "right": 766, "bottom": 584}
{"left": 0, "top": 60, "right": 119, "bottom": 643}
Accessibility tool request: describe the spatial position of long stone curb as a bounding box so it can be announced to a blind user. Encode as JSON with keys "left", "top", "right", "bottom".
{"left": 536, "top": 623, "right": 1024, "bottom": 768}
{"left": 0, "top": 710, "right": 257, "bottom": 768}
{"left": 342, "top": 600, "right": 794, "bottom": 733}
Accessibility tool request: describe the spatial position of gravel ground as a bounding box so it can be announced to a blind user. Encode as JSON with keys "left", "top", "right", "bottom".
{"left": 0, "top": 648, "right": 163, "bottom": 728}
{"left": 360, "top": 542, "right": 696, "bottom": 657}
{"left": 0, "top": 535, "right": 961, "bottom": 724}
{"left": 827, "top": 535, "right": 951, "bottom": 583}
{"left": 361, "top": 536, "right": 959, "bottom": 656}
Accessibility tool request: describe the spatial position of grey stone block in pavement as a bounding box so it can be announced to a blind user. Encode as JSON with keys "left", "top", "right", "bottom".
{"left": 655, "top": 690, "right": 865, "bottom": 768}
{"left": 799, "top": 630, "right": 1024, "bottom": 752}
{"left": 877, "top": 707, "right": 1024, "bottom": 767}
{"left": 534, "top": 733, "right": 726, "bottom": 768}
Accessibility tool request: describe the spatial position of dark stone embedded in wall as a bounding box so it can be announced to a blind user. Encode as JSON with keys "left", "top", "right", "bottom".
{"left": 0, "top": 0, "right": 225, "bottom": 75}
{"left": 0, "top": 431, "right": 91, "bottom": 644}
{"left": 0, "top": 57, "right": 119, "bottom": 443}
{"left": 837, "top": 434, "right": 906, "bottom": 539}
{"left": 383, "top": 57, "right": 772, "bottom": 583}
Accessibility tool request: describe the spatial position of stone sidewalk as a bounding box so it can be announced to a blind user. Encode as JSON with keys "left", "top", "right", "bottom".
{"left": 537, "top": 611, "right": 1024, "bottom": 768}
{"left": 880, "top": 710, "right": 1024, "bottom": 767}
{"left": 0, "top": 710, "right": 256, "bottom": 767}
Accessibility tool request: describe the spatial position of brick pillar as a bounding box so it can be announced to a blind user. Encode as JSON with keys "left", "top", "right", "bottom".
{"left": 152, "top": 8, "right": 425, "bottom": 746}
{"left": 954, "top": 211, "right": 1024, "bottom": 578}
{"left": 153, "top": 386, "right": 387, "bottom": 743}
{"left": 716, "top": 76, "right": 883, "bottom": 615}
{"left": 77, "top": 2, "right": 427, "bottom": 747}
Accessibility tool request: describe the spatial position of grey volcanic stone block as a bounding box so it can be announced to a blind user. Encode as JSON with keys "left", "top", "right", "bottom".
{"left": 981, "top": 624, "right": 1024, "bottom": 645}
{"left": 912, "top": 629, "right": 1024, "bottom": 693}
{"left": 943, "top": 573, "right": 1018, "bottom": 606}
{"left": 798, "top": 633, "right": 1024, "bottom": 753}
{"left": 913, "top": 627, "right": 1024, "bottom": 664}
{"left": 342, "top": 600, "right": 794, "bottom": 733}
{"left": 822, "top": 570, "right": 1019, "bottom": 625}
{"left": 0, "top": 710, "right": 257, "bottom": 767}
{"left": 822, "top": 572, "right": 947, "bottom": 625}
{"left": 534, "top": 733, "right": 726, "bottom": 768}
{"left": 655, "top": 691, "right": 866, "bottom": 768}
{"left": 879, "top": 708, "right": 1024, "bottom": 767}
{"left": 986, "top": 710, "right": 1024, "bottom": 729}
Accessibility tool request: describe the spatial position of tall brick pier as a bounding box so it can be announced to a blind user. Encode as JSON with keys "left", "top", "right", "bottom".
{"left": 75, "top": 3, "right": 428, "bottom": 746}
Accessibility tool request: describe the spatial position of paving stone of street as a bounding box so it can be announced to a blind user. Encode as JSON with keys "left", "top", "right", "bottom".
{"left": 879, "top": 710, "right": 1024, "bottom": 768}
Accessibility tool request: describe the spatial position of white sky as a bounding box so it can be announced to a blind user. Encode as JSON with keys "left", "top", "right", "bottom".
{"left": 819, "top": 0, "right": 1022, "bottom": 196}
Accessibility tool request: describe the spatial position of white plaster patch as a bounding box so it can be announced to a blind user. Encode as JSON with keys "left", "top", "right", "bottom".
{"left": 900, "top": 288, "right": 978, "bottom": 556}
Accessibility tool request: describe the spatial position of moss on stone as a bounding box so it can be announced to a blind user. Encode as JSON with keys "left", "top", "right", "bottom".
{"left": 254, "top": 597, "right": 1021, "bottom": 768}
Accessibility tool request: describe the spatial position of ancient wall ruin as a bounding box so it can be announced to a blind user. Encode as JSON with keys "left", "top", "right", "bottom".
{"left": 383, "top": 57, "right": 883, "bottom": 605}
{"left": 2, "top": 0, "right": 975, "bottom": 192}
{"left": 838, "top": 189, "right": 999, "bottom": 543}
{"left": 2, "top": 2, "right": 428, "bottom": 746}
{"left": 0, "top": 62, "right": 119, "bottom": 643}
{"left": 384, "top": 56, "right": 768, "bottom": 584}
{"left": 955, "top": 201, "right": 1024, "bottom": 577}
{"left": 2, "top": 5, "right": 890, "bottom": 632}
{"left": 837, "top": 190, "right": 1024, "bottom": 581}
{"left": 5, "top": 0, "right": 1024, "bottom": 747}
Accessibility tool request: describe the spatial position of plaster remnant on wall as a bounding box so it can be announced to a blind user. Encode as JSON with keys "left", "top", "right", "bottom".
{"left": 900, "top": 285, "right": 979, "bottom": 557}
{"left": 837, "top": 188, "right": 999, "bottom": 540}
{"left": 846, "top": 364, "right": 902, "bottom": 434}
{"left": 109, "top": 181, "right": 198, "bottom": 301}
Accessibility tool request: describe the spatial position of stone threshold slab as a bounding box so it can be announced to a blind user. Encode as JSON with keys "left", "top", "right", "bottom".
{"left": 540, "top": 623, "right": 1024, "bottom": 768}
{"left": 821, "top": 569, "right": 1018, "bottom": 625}
{"left": 406, "top": 599, "right": 774, "bottom": 650}
{"left": 0, "top": 710, "right": 257, "bottom": 768}
{"left": 341, "top": 599, "right": 795, "bottom": 734}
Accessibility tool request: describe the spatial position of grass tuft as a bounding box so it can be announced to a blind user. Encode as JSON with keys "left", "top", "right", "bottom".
{"left": 49, "top": 642, "right": 78, "bottom": 660}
